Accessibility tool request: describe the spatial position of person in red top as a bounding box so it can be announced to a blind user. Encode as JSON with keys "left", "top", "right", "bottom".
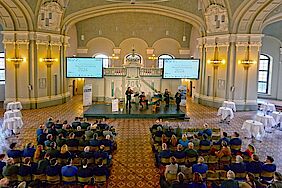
{"left": 244, "top": 144, "right": 256, "bottom": 157}
{"left": 215, "top": 141, "right": 231, "bottom": 158}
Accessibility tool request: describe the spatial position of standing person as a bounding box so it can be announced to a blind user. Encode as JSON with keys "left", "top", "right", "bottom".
{"left": 175, "top": 92, "right": 181, "bottom": 111}
{"left": 125, "top": 87, "right": 133, "bottom": 109}
{"left": 164, "top": 89, "right": 170, "bottom": 107}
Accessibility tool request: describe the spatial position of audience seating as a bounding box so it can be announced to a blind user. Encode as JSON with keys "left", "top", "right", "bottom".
{"left": 46, "top": 175, "right": 60, "bottom": 185}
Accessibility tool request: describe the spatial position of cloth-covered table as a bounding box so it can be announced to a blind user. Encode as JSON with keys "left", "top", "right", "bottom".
{"left": 2, "top": 117, "right": 23, "bottom": 134}
{"left": 272, "top": 111, "right": 282, "bottom": 124}
{"left": 223, "top": 101, "right": 236, "bottom": 112}
{"left": 260, "top": 102, "right": 276, "bottom": 112}
{"left": 255, "top": 114, "right": 276, "bottom": 129}
{"left": 4, "top": 110, "right": 22, "bottom": 120}
{"left": 217, "top": 107, "right": 234, "bottom": 120}
{"left": 6, "top": 102, "right": 23, "bottom": 110}
{"left": 242, "top": 120, "right": 265, "bottom": 140}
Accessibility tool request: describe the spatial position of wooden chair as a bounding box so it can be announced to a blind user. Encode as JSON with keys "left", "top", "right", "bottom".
{"left": 261, "top": 171, "right": 274, "bottom": 181}
{"left": 160, "top": 157, "right": 170, "bottom": 166}
{"left": 185, "top": 156, "right": 197, "bottom": 166}
{"left": 68, "top": 146, "right": 78, "bottom": 153}
{"left": 46, "top": 175, "right": 60, "bottom": 185}
{"left": 62, "top": 176, "right": 77, "bottom": 184}
{"left": 206, "top": 170, "right": 219, "bottom": 181}
{"left": 72, "top": 157, "right": 82, "bottom": 166}
{"left": 219, "top": 155, "right": 231, "bottom": 168}
{"left": 216, "top": 170, "right": 227, "bottom": 181}
{"left": 94, "top": 175, "right": 107, "bottom": 184}
{"left": 207, "top": 155, "right": 219, "bottom": 170}
{"left": 4, "top": 175, "right": 18, "bottom": 182}
{"left": 78, "top": 176, "right": 92, "bottom": 184}
{"left": 199, "top": 145, "right": 211, "bottom": 155}
{"left": 32, "top": 174, "right": 46, "bottom": 182}
{"left": 235, "top": 172, "right": 246, "bottom": 180}
{"left": 175, "top": 157, "right": 185, "bottom": 165}
{"left": 166, "top": 172, "right": 177, "bottom": 183}
{"left": 17, "top": 175, "right": 32, "bottom": 182}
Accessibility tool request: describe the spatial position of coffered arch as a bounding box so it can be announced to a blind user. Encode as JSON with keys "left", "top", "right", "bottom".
{"left": 61, "top": 4, "right": 206, "bottom": 36}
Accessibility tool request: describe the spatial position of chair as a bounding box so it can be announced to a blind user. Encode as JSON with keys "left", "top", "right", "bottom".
{"left": 94, "top": 175, "right": 107, "bottom": 184}
{"left": 199, "top": 145, "right": 211, "bottom": 155}
{"left": 32, "top": 174, "right": 46, "bottom": 182}
{"left": 230, "top": 145, "right": 241, "bottom": 154}
{"left": 68, "top": 146, "right": 78, "bottom": 153}
{"left": 104, "top": 146, "right": 111, "bottom": 153}
{"left": 165, "top": 172, "right": 177, "bottom": 183}
{"left": 235, "top": 172, "right": 246, "bottom": 180}
{"left": 4, "top": 175, "right": 18, "bottom": 182}
{"left": 175, "top": 157, "right": 185, "bottom": 165}
{"left": 46, "top": 175, "right": 60, "bottom": 184}
{"left": 13, "top": 157, "right": 22, "bottom": 164}
{"left": 207, "top": 155, "right": 219, "bottom": 170}
{"left": 78, "top": 176, "right": 92, "bottom": 184}
{"left": 72, "top": 157, "right": 82, "bottom": 166}
{"left": 62, "top": 176, "right": 77, "bottom": 184}
{"left": 206, "top": 170, "right": 219, "bottom": 181}
{"left": 78, "top": 146, "right": 85, "bottom": 151}
{"left": 216, "top": 170, "right": 227, "bottom": 181}
{"left": 219, "top": 155, "right": 231, "bottom": 168}
{"left": 160, "top": 157, "right": 170, "bottom": 165}
{"left": 186, "top": 156, "right": 197, "bottom": 166}
{"left": 17, "top": 175, "right": 32, "bottom": 182}
{"left": 90, "top": 146, "right": 99, "bottom": 152}
{"left": 154, "top": 136, "right": 162, "bottom": 143}
{"left": 261, "top": 171, "right": 274, "bottom": 181}
{"left": 95, "top": 158, "right": 108, "bottom": 166}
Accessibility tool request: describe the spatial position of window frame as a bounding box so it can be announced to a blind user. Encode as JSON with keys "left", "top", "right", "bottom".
{"left": 257, "top": 54, "right": 271, "bottom": 94}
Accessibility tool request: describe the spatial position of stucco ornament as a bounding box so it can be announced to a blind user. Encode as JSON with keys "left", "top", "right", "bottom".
{"left": 205, "top": 4, "right": 229, "bottom": 33}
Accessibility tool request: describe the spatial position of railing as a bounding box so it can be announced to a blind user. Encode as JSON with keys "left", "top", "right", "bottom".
{"left": 139, "top": 68, "right": 162, "bottom": 77}
{"left": 104, "top": 67, "right": 126, "bottom": 76}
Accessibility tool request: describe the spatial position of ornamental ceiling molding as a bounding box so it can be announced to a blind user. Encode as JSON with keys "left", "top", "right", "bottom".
{"left": 61, "top": 4, "right": 206, "bottom": 36}
{"left": 106, "top": 0, "right": 169, "bottom": 3}
{"left": 261, "top": 13, "right": 282, "bottom": 30}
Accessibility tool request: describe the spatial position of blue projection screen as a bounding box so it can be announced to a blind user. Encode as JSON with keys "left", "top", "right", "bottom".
{"left": 66, "top": 57, "right": 103, "bottom": 78}
{"left": 163, "top": 59, "right": 200, "bottom": 79}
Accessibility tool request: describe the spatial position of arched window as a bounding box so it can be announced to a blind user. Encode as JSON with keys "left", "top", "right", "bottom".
{"left": 158, "top": 54, "right": 174, "bottom": 68}
{"left": 94, "top": 54, "right": 109, "bottom": 68}
{"left": 258, "top": 54, "right": 271, "bottom": 94}
{"left": 0, "top": 52, "right": 5, "bottom": 84}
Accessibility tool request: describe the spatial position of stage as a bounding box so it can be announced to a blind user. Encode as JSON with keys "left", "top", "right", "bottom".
{"left": 83, "top": 103, "right": 186, "bottom": 119}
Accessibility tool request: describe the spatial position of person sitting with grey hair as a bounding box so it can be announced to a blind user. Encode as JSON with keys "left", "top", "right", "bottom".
{"left": 226, "top": 155, "right": 246, "bottom": 180}
{"left": 220, "top": 170, "right": 239, "bottom": 188}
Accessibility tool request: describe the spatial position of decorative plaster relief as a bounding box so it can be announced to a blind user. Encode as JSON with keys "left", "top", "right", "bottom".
{"left": 205, "top": 4, "right": 229, "bottom": 33}
{"left": 37, "top": 1, "right": 63, "bottom": 32}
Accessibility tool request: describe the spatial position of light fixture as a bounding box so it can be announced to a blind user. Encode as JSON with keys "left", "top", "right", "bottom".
{"left": 109, "top": 54, "right": 119, "bottom": 60}
{"left": 41, "top": 41, "right": 57, "bottom": 65}
{"left": 148, "top": 54, "right": 158, "bottom": 60}
{"left": 7, "top": 58, "right": 26, "bottom": 64}
{"left": 182, "top": 22, "right": 186, "bottom": 42}
{"left": 208, "top": 42, "right": 224, "bottom": 66}
{"left": 239, "top": 42, "right": 255, "bottom": 68}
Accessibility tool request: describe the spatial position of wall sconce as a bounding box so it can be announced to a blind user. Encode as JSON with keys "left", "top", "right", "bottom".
{"left": 109, "top": 54, "right": 119, "bottom": 60}
{"left": 148, "top": 54, "right": 158, "bottom": 60}
{"left": 40, "top": 58, "right": 58, "bottom": 65}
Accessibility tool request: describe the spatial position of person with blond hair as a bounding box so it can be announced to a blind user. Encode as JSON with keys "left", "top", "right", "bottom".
{"left": 170, "top": 134, "right": 178, "bottom": 148}
{"left": 220, "top": 170, "right": 239, "bottom": 188}
{"left": 179, "top": 134, "right": 189, "bottom": 148}
{"left": 60, "top": 144, "right": 72, "bottom": 159}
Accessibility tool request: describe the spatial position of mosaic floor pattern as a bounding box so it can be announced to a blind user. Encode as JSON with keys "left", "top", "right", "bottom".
{"left": 0, "top": 96, "right": 281, "bottom": 188}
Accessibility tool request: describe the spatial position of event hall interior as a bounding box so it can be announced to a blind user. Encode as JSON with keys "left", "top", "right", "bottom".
{"left": 0, "top": 0, "right": 282, "bottom": 187}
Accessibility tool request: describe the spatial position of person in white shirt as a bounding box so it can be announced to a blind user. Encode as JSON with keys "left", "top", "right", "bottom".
{"left": 164, "top": 157, "right": 178, "bottom": 181}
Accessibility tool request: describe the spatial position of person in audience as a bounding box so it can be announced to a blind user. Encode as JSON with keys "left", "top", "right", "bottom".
{"left": 37, "top": 128, "right": 48, "bottom": 145}
{"left": 67, "top": 132, "right": 79, "bottom": 147}
{"left": 61, "top": 158, "right": 78, "bottom": 177}
{"left": 18, "top": 157, "right": 33, "bottom": 177}
{"left": 164, "top": 157, "right": 178, "bottom": 181}
{"left": 44, "top": 134, "right": 53, "bottom": 147}
{"left": 22, "top": 143, "right": 36, "bottom": 158}
{"left": 244, "top": 144, "right": 256, "bottom": 158}
{"left": 33, "top": 145, "right": 45, "bottom": 162}
{"left": 103, "top": 126, "right": 116, "bottom": 140}
{"left": 165, "top": 126, "right": 174, "bottom": 138}
{"left": 46, "top": 158, "right": 61, "bottom": 177}
{"left": 75, "top": 126, "right": 84, "bottom": 138}
{"left": 0, "top": 178, "right": 9, "bottom": 187}
{"left": 230, "top": 132, "right": 242, "bottom": 154}
{"left": 85, "top": 127, "right": 94, "bottom": 141}
{"left": 48, "top": 124, "right": 58, "bottom": 138}
{"left": 220, "top": 170, "right": 239, "bottom": 188}
{"left": 191, "top": 134, "right": 200, "bottom": 148}
{"left": 192, "top": 156, "right": 208, "bottom": 175}
{"left": 271, "top": 172, "right": 282, "bottom": 188}
{"left": 170, "top": 134, "right": 178, "bottom": 148}
{"left": 217, "top": 132, "right": 230, "bottom": 145}
{"left": 199, "top": 123, "right": 212, "bottom": 137}
{"left": 45, "top": 117, "right": 54, "bottom": 128}
{"left": 199, "top": 134, "right": 211, "bottom": 154}
{"left": 155, "top": 126, "right": 163, "bottom": 139}
{"left": 79, "top": 146, "right": 94, "bottom": 159}
{"left": 46, "top": 142, "right": 60, "bottom": 159}
{"left": 81, "top": 119, "right": 91, "bottom": 130}
{"left": 97, "top": 119, "right": 109, "bottom": 130}
{"left": 101, "top": 135, "right": 114, "bottom": 152}
{"left": 185, "top": 142, "right": 198, "bottom": 159}
{"left": 56, "top": 133, "right": 67, "bottom": 147}
{"left": 60, "top": 144, "right": 72, "bottom": 159}
{"left": 174, "top": 126, "right": 183, "bottom": 138}
{"left": 158, "top": 143, "right": 171, "bottom": 166}
{"left": 246, "top": 154, "right": 263, "bottom": 175}
{"left": 173, "top": 144, "right": 186, "bottom": 162}
{"left": 79, "top": 135, "right": 89, "bottom": 147}
{"left": 151, "top": 120, "right": 162, "bottom": 134}
{"left": 7, "top": 143, "right": 22, "bottom": 159}
{"left": 93, "top": 158, "right": 110, "bottom": 178}
{"left": 161, "top": 134, "right": 168, "bottom": 144}
{"left": 226, "top": 155, "right": 246, "bottom": 177}
{"left": 84, "top": 177, "right": 97, "bottom": 188}
{"left": 37, "top": 153, "right": 50, "bottom": 174}
{"left": 179, "top": 134, "right": 189, "bottom": 148}
{"left": 240, "top": 172, "right": 257, "bottom": 188}
{"left": 54, "top": 119, "right": 63, "bottom": 129}
{"left": 2, "top": 158, "right": 18, "bottom": 177}
{"left": 36, "top": 124, "right": 45, "bottom": 136}
{"left": 188, "top": 172, "right": 207, "bottom": 188}
{"left": 72, "top": 117, "right": 81, "bottom": 129}
{"left": 90, "top": 123, "right": 98, "bottom": 131}
{"left": 215, "top": 141, "right": 231, "bottom": 158}
{"left": 78, "top": 158, "right": 93, "bottom": 178}
{"left": 0, "top": 154, "right": 6, "bottom": 176}
{"left": 261, "top": 156, "right": 276, "bottom": 181}
{"left": 89, "top": 133, "right": 100, "bottom": 147}
{"left": 171, "top": 172, "right": 189, "bottom": 188}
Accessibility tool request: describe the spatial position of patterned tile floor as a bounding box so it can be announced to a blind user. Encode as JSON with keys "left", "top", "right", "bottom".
{"left": 0, "top": 96, "right": 281, "bottom": 188}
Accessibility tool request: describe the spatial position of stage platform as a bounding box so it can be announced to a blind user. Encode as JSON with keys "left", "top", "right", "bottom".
{"left": 83, "top": 103, "right": 186, "bottom": 119}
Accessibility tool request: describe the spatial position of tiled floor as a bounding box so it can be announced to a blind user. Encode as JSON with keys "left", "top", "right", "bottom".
{"left": 1, "top": 96, "right": 281, "bottom": 188}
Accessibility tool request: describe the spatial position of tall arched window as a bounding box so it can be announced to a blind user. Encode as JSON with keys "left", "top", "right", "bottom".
{"left": 158, "top": 54, "right": 174, "bottom": 68}
{"left": 94, "top": 54, "right": 109, "bottom": 68}
{"left": 0, "top": 52, "right": 5, "bottom": 84}
{"left": 258, "top": 54, "right": 271, "bottom": 94}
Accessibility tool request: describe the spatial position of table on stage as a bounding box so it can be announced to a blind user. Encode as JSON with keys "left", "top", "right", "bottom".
{"left": 260, "top": 102, "right": 276, "bottom": 112}
{"left": 255, "top": 114, "right": 276, "bottom": 130}
{"left": 242, "top": 120, "right": 265, "bottom": 140}
{"left": 272, "top": 111, "right": 282, "bottom": 124}
{"left": 4, "top": 110, "right": 22, "bottom": 120}
{"left": 6, "top": 102, "right": 23, "bottom": 111}
{"left": 217, "top": 107, "right": 234, "bottom": 120}
{"left": 223, "top": 101, "right": 236, "bottom": 112}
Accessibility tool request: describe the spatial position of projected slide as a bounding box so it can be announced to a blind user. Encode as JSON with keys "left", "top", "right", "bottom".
{"left": 66, "top": 57, "right": 103, "bottom": 78}
{"left": 163, "top": 59, "right": 200, "bottom": 79}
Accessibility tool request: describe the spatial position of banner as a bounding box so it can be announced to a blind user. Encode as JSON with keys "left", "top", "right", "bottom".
{"left": 112, "top": 99, "right": 119, "bottom": 112}
{"left": 83, "top": 84, "right": 92, "bottom": 106}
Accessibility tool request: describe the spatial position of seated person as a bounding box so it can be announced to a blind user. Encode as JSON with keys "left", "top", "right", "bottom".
{"left": 56, "top": 133, "right": 67, "bottom": 148}
{"left": 191, "top": 134, "right": 200, "bottom": 148}
{"left": 75, "top": 126, "right": 85, "bottom": 138}
{"left": 220, "top": 170, "right": 239, "bottom": 188}
{"left": 93, "top": 158, "right": 110, "bottom": 178}
{"left": 36, "top": 124, "right": 45, "bottom": 137}
{"left": 61, "top": 158, "right": 78, "bottom": 177}
{"left": 188, "top": 172, "right": 207, "bottom": 188}
{"left": 44, "top": 134, "right": 54, "bottom": 147}
{"left": 165, "top": 126, "right": 174, "bottom": 138}
{"left": 89, "top": 133, "right": 100, "bottom": 147}
{"left": 85, "top": 126, "right": 94, "bottom": 141}
{"left": 94, "top": 145, "right": 111, "bottom": 166}
{"left": 185, "top": 142, "right": 198, "bottom": 158}
{"left": 97, "top": 119, "right": 109, "bottom": 130}
{"left": 173, "top": 144, "right": 186, "bottom": 161}
{"left": 138, "top": 92, "right": 148, "bottom": 108}
{"left": 192, "top": 156, "right": 208, "bottom": 175}
{"left": 100, "top": 135, "right": 114, "bottom": 151}
{"left": 54, "top": 119, "right": 63, "bottom": 129}
{"left": 171, "top": 172, "right": 189, "bottom": 188}
{"left": 66, "top": 133, "right": 79, "bottom": 147}
{"left": 37, "top": 153, "right": 50, "bottom": 174}
{"left": 169, "top": 135, "right": 178, "bottom": 148}
{"left": 272, "top": 172, "right": 282, "bottom": 187}
{"left": 229, "top": 132, "right": 242, "bottom": 154}
{"left": 71, "top": 117, "right": 81, "bottom": 129}
{"left": 0, "top": 154, "right": 6, "bottom": 175}
{"left": 18, "top": 157, "right": 34, "bottom": 177}
{"left": 22, "top": 143, "right": 36, "bottom": 158}
{"left": 46, "top": 158, "right": 61, "bottom": 176}
{"left": 226, "top": 155, "right": 246, "bottom": 176}
{"left": 81, "top": 120, "right": 91, "bottom": 130}
{"left": 2, "top": 158, "right": 18, "bottom": 177}
{"left": 60, "top": 144, "right": 72, "bottom": 160}
{"left": 150, "top": 120, "right": 162, "bottom": 134}
{"left": 37, "top": 129, "right": 48, "bottom": 145}
{"left": 46, "top": 142, "right": 60, "bottom": 159}
{"left": 164, "top": 157, "right": 178, "bottom": 181}
{"left": 215, "top": 141, "right": 231, "bottom": 158}
{"left": 246, "top": 154, "right": 263, "bottom": 175}
{"left": 79, "top": 135, "right": 89, "bottom": 147}
{"left": 48, "top": 125, "right": 58, "bottom": 138}
{"left": 243, "top": 144, "right": 256, "bottom": 158}
{"left": 158, "top": 143, "right": 171, "bottom": 165}
{"left": 216, "top": 132, "right": 230, "bottom": 145}
{"left": 198, "top": 123, "right": 212, "bottom": 137}
{"left": 103, "top": 126, "right": 116, "bottom": 140}
{"left": 79, "top": 146, "right": 94, "bottom": 159}
{"left": 45, "top": 117, "right": 54, "bottom": 128}
{"left": 179, "top": 134, "right": 189, "bottom": 148}
{"left": 199, "top": 134, "right": 211, "bottom": 154}
{"left": 78, "top": 158, "right": 93, "bottom": 178}
{"left": 261, "top": 156, "right": 276, "bottom": 181}
{"left": 7, "top": 143, "right": 22, "bottom": 159}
